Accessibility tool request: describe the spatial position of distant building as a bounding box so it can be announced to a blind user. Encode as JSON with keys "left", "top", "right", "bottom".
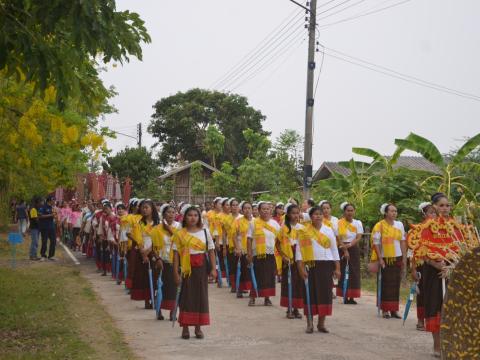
{"left": 158, "top": 161, "right": 218, "bottom": 204}
{"left": 312, "top": 156, "right": 441, "bottom": 182}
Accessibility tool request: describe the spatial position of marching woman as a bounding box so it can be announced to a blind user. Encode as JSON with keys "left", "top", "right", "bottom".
{"left": 336, "top": 202, "right": 364, "bottom": 304}
{"left": 252, "top": 203, "right": 259, "bottom": 218}
{"left": 233, "top": 201, "right": 253, "bottom": 298}
{"left": 407, "top": 201, "right": 437, "bottom": 331}
{"left": 319, "top": 200, "right": 339, "bottom": 233}
{"left": 410, "top": 193, "right": 464, "bottom": 357}
{"left": 296, "top": 206, "right": 340, "bottom": 333}
{"left": 272, "top": 202, "right": 285, "bottom": 225}
{"left": 125, "top": 199, "right": 141, "bottom": 291}
{"left": 130, "top": 200, "right": 162, "bottom": 308}
{"left": 103, "top": 202, "right": 120, "bottom": 279}
{"left": 217, "top": 198, "right": 232, "bottom": 287}
{"left": 246, "top": 201, "right": 281, "bottom": 306}
{"left": 276, "top": 203, "right": 304, "bottom": 319}
{"left": 207, "top": 197, "right": 224, "bottom": 287}
{"left": 226, "top": 198, "right": 241, "bottom": 292}
{"left": 117, "top": 203, "right": 129, "bottom": 286}
{"left": 172, "top": 206, "right": 217, "bottom": 340}
{"left": 371, "top": 203, "right": 407, "bottom": 319}
{"left": 156, "top": 204, "right": 181, "bottom": 320}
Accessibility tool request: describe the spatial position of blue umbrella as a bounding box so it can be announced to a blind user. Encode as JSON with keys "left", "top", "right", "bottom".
{"left": 156, "top": 270, "right": 163, "bottom": 318}
{"left": 172, "top": 281, "right": 182, "bottom": 328}
{"left": 377, "top": 270, "right": 382, "bottom": 317}
{"left": 249, "top": 263, "right": 259, "bottom": 298}
{"left": 342, "top": 260, "right": 350, "bottom": 304}
{"left": 216, "top": 251, "right": 223, "bottom": 287}
{"left": 287, "top": 261, "right": 293, "bottom": 314}
{"left": 304, "top": 266, "right": 312, "bottom": 325}
{"left": 235, "top": 257, "right": 242, "bottom": 294}
{"left": 224, "top": 256, "right": 231, "bottom": 287}
{"left": 402, "top": 280, "right": 417, "bottom": 326}
{"left": 124, "top": 258, "right": 128, "bottom": 291}
{"left": 116, "top": 250, "right": 121, "bottom": 282}
{"left": 147, "top": 261, "right": 155, "bottom": 310}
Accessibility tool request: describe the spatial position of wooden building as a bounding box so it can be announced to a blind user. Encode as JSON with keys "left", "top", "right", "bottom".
{"left": 158, "top": 161, "right": 219, "bottom": 205}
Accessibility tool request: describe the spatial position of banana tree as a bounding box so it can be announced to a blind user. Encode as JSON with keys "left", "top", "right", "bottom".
{"left": 352, "top": 146, "right": 404, "bottom": 175}
{"left": 394, "top": 132, "right": 480, "bottom": 200}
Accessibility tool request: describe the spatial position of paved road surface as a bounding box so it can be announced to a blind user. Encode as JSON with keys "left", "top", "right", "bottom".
{"left": 78, "top": 255, "right": 432, "bottom": 360}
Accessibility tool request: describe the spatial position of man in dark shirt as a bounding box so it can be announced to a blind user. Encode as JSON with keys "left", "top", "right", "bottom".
{"left": 16, "top": 200, "right": 28, "bottom": 235}
{"left": 29, "top": 198, "right": 41, "bottom": 260}
{"left": 39, "top": 196, "right": 57, "bottom": 261}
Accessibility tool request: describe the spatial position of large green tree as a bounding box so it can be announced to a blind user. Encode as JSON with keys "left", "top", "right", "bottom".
{"left": 102, "top": 147, "right": 161, "bottom": 196}
{"left": 148, "top": 89, "right": 268, "bottom": 167}
{"left": 0, "top": 0, "right": 150, "bottom": 107}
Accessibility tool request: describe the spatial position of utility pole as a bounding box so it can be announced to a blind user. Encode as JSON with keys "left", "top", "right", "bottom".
{"left": 303, "top": 0, "right": 317, "bottom": 200}
{"left": 137, "top": 122, "right": 142, "bottom": 148}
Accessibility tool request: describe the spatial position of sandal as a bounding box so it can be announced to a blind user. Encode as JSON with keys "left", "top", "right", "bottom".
{"left": 416, "top": 323, "right": 425, "bottom": 331}
{"left": 248, "top": 298, "right": 255, "bottom": 307}
{"left": 286, "top": 311, "right": 295, "bottom": 319}
{"left": 157, "top": 313, "right": 164, "bottom": 321}
{"left": 382, "top": 312, "right": 391, "bottom": 319}
{"left": 195, "top": 330, "right": 204, "bottom": 339}
{"left": 181, "top": 328, "right": 190, "bottom": 340}
{"left": 293, "top": 309, "right": 303, "bottom": 319}
{"left": 306, "top": 323, "right": 314, "bottom": 334}
{"left": 391, "top": 312, "right": 401, "bottom": 319}
{"left": 317, "top": 325, "right": 329, "bottom": 333}
{"left": 264, "top": 298, "right": 273, "bottom": 306}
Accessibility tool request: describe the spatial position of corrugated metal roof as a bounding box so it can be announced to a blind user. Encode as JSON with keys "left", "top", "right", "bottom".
{"left": 313, "top": 156, "right": 441, "bottom": 181}
{"left": 159, "top": 160, "right": 218, "bottom": 181}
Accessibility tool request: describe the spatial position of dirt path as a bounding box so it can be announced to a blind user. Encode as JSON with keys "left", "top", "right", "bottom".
{"left": 77, "top": 255, "right": 432, "bottom": 360}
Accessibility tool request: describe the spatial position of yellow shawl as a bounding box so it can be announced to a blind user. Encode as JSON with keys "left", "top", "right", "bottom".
{"left": 126, "top": 214, "right": 142, "bottom": 249}
{"left": 298, "top": 224, "right": 331, "bottom": 263}
{"left": 222, "top": 213, "right": 236, "bottom": 252}
{"left": 235, "top": 216, "right": 250, "bottom": 251}
{"left": 337, "top": 218, "right": 357, "bottom": 241}
{"left": 277, "top": 224, "right": 297, "bottom": 261}
{"left": 172, "top": 228, "right": 207, "bottom": 277}
{"left": 370, "top": 220, "right": 402, "bottom": 263}
{"left": 253, "top": 218, "right": 278, "bottom": 258}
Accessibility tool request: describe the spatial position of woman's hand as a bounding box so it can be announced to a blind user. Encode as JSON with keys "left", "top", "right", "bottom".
{"left": 246, "top": 254, "right": 253, "bottom": 264}
{"left": 156, "top": 258, "right": 163, "bottom": 271}
{"left": 299, "top": 268, "right": 308, "bottom": 280}
{"left": 343, "top": 250, "right": 350, "bottom": 260}
{"left": 234, "top": 247, "right": 242, "bottom": 256}
{"left": 334, "top": 269, "right": 341, "bottom": 280}
{"left": 173, "top": 272, "right": 181, "bottom": 286}
{"left": 379, "top": 258, "right": 386, "bottom": 269}
{"left": 411, "top": 268, "right": 419, "bottom": 281}
{"left": 210, "top": 268, "right": 217, "bottom": 280}
{"left": 222, "top": 246, "right": 227, "bottom": 257}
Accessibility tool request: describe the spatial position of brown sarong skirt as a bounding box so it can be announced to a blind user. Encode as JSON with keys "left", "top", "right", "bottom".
{"left": 303, "top": 261, "right": 334, "bottom": 317}
{"left": 336, "top": 244, "right": 361, "bottom": 298}
{"left": 280, "top": 246, "right": 304, "bottom": 309}
{"left": 250, "top": 254, "right": 276, "bottom": 298}
{"left": 160, "top": 262, "right": 176, "bottom": 311}
{"left": 423, "top": 263, "right": 443, "bottom": 333}
{"left": 379, "top": 256, "right": 402, "bottom": 312}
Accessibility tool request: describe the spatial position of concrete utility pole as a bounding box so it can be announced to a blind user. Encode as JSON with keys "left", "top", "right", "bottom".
{"left": 137, "top": 122, "right": 142, "bottom": 148}
{"left": 303, "top": 0, "right": 317, "bottom": 200}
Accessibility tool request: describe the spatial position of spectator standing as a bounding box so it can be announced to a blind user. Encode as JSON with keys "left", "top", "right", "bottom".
{"left": 16, "top": 200, "right": 29, "bottom": 235}
{"left": 29, "top": 198, "right": 41, "bottom": 260}
{"left": 39, "top": 196, "right": 57, "bottom": 261}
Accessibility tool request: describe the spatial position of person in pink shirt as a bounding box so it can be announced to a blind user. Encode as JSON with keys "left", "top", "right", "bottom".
{"left": 69, "top": 204, "right": 83, "bottom": 250}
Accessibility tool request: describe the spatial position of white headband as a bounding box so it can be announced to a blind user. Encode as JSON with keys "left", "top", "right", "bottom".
{"left": 228, "top": 198, "right": 236, "bottom": 206}
{"left": 380, "top": 203, "right": 389, "bottom": 215}
{"left": 115, "top": 201, "right": 124, "bottom": 208}
{"left": 239, "top": 201, "right": 245, "bottom": 209}
{"left": 284, "top": 202, "right": 294, "bottom": 213}
{"left": 418, "top": 202, "right": 431, "bottom": 213}
{"left": 318, "top": 200, "right": 328, "bottom": 207}
{"left": 159, "top": 203, "right": 170, "bottom": 218}
{"left": 213, "top": 197, "right": 222, "bottom": 203}
{"left": 340, "top": 202, "right": 349, "bottom": 211}
{"left": 276, "top": 202, "right": 284, "bottom": 207}
{"left": 180, "top": 203, "right": 191, "bottom": 216}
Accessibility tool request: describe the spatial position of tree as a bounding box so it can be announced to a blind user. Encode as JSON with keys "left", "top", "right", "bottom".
{"left": 274, "top": 129, "right": 303, "bottom": 171}
{"left": 190, "top": 161, "right": 206, "bottom": 196}
{"left": 203, "top": 125, "right": 224, "bottom": 168}
{"left": 102, "top": 147, "right": 161, "bottom": 196}
{"left": 395, "top": 133, "right": 480, "bottom": 200}
{"left": 148, "top": 89, "right": 268, "bottom": 167}
{"left": 211, "top": 162, "right": 236, "bottom": 197}
{"left": 0, "top": 0, "right": 150, "bottom": 107}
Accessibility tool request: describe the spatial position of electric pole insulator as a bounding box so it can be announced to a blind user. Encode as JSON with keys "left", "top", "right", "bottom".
{"left": 308, "top": 61, "right": 316, "bottom": 70}
{"left": 307, "top": 98, "right": 314, "bottom": 107}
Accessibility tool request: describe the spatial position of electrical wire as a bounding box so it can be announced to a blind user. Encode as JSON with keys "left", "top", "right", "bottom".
{"left": 211, "top": 8, "right": 303, "bottom": 89}
{"left": 316, "top": 0, "right": 368, "bottom": 22}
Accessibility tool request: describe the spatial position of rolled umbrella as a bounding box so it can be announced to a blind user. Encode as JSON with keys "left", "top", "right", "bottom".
{"left": 377, "top": 270, "right": 382, "bottom": 317}
{"left": 402, "top": 280, "right": 418, "bottom": 326}
{"left": 342, "top": 260, "right": 350, "bottom": 304}
{"left": 287, "top": 261, "right": 293, "bottom": 314}
{"left": 172, "top": 280, "right": 182, "bottom": 328}
{"left": 123, "top": 258, "right": 128, "bottom": 291}
{"left": 156, "top": 271, "right": 163, "bottom": 319}
{"left": 249, "top": 263, "right": 259, "bottom": 298}
{"left": 111, "top": 248, "right": 117, "bottom": 279}
{"left": 235, "top": 256, "right": 241, "bottom": 295}
{"left": 224, "top": 256, "right": 230, "bottom": 287}
{"left": 304, "top": 266, "right": 312, "bottom": 325}
{"left": 216, "top": 251, "right": 223, "bottom": 287}
{"left": 147, "top": 261, "right": 155, "bottom": 311}
{"left": 116, "top": 250, "right": 121, "bottom": 283}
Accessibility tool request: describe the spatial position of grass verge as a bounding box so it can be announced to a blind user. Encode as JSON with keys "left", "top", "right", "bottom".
{"left": 0, "top": 233, "right": 136, "bottom": 360}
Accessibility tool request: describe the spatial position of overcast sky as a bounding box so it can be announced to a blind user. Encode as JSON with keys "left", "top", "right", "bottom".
{"left": 100, "top": 0, "right": 480, "bottom": 168}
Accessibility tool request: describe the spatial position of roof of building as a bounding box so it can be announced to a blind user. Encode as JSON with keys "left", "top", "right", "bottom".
{"left": 312, "top": 156, "right": 441, "bottom": 182}
{"left": 159, "top": 161, "right": 218, "bottom": 181}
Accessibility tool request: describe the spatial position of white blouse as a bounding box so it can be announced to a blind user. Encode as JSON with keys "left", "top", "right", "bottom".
{"left": 336, "top": 219, "right": 364, "bottom": 243}
{"left": 295, "top": 225, "right": 340, "bottom": 261}
{"left": 324, "top": 215, "right": 339, "bottom": 233}
{"left": 287, "top": 223, "right": 305, "bottom": 246}
{"left": 372, "top": 220, "right": 406, "bottom": 257}
{"left": 172, "top": 228, "right": 215, "bottom": 254}
{"left": 160, "top": 221, "right": 181, "bottom": 262}
{"left": 247, "top": 219, "right": 281, "bottom": 256}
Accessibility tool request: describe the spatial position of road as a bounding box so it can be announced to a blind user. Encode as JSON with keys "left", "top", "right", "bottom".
{"left": 78, "top": 255, "right": 432, "bottom": 360}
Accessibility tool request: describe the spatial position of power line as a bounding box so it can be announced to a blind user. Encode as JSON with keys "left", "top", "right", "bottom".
{"left": 317, "top": 0, "right": 412, "bottom": 30}
{"left": 314, "top": 44, "right": 325, "bottom": 97}
{"left": 316, "top": 0, "right": 355, "bottom": 16}
{"left": 211, "top": 8, "right": 303, "bottom": 89}
{"left": 222, "top": 23, "right": 306, "bottom": 91}
{"left": 316, "top": 0, "right": 368, "bottom": 22}
{"left": 320, "top": 47, "right": 480, "bottom": 101}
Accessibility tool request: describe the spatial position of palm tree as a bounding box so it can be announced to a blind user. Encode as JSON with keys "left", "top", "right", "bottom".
{"left": 394, "top": 132, "right": 480, "bottom": 199}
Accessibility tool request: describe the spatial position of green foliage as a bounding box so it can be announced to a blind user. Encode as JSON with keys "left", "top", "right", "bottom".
{"left": 148, "top": 89, "right": 268, "bottom": 167}
{"left": 190, "top": 161, "right": 206, "bottom": 196}
{"left": 211, "top": 162, "right": 236, "bottom": 197}
{"left": 0, "top": 0, "right": 151, "bottom": 107}
{"left": 203, "top": 125, "right": 225, "bottom": 168}
{"left": 103, "top": 147, "right": 161, "bottom": 196}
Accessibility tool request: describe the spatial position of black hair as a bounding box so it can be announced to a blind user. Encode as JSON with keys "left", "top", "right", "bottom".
{"left": 241, "top": 201, "right": 252, "bottom": 210}
{"left": 140, "top": 200, "right": 160, "bottom": 226}
{"left": 421, "top": 204, "right": 434, "bottom": 215}
{"left": 258, "top": 202, "right": 270, "bottom": 211}
{"left": 285, "top": 204, "right": 299, "bottom": 234}
{"left": 162, "top": 204, "right": 174, "bottom": 217}
{"left": 222, "top": 198, "right": 229, "bottom": 206}
{"left": 116, "top": 204, "right": 126, "bottom": 210}
{"left": 343, "top": 203, "right": 355, "bottom": 212}
{"left": 320, "top": 201, "right": 331, "bottom": 210}
{"left": 307, "top": 199, "right": 316, "bottom": 207}
{"left": 309, "top": 205, "right": 322, "bottom": 218}
{"left": 431, "top": 192, "right": 448, "bottom": 205}
{"left": 383, "top": 204, "right": 396, "bottom": 218}
{"left": 182, "top": 206, "right": 203, "bottom": 229}
{"left": 103, "top": 202, "right": 112, "bottom": 209}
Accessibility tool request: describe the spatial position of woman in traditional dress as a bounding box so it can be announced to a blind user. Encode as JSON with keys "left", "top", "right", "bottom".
{"left": 233, "top": 201, "right": 253, "bottom": 298}
{"left": 130, "top": 200, "right": 162, "bottom": 308}
{"left": 226, "top": 198, "right": 241, "bottom": 292}
{"left": 156, "top": 204, "right": 181, "bottom": 320}
{"left": 272, "top": 203, "right": 285, "bottom": 225}
{"left": 252, "top": 203, "right": 259, "bottom": 218}
{"left": 172, "top": 206, "right": 216, "bottom": 340}
{"left": 319, "top": 200, "right": 339, "bottom": 233}
{"left": 406, "top": 202, "right": 436, "bottom": 331}
{"left": 217, "top": 198, "right": 231, "bottom": 287}
{"left": 336, "top": 202, "right": 364, "bottom": 304}
{"left": 276, "top": 203, "right": 304, "bottom": 318}
{"left": 296, "top": 206, "right": 340, "bottom": 333}
{"left": 410, "top": 193, "right": 464, "bottom": 357}
{"left": 246, "top": 201, "right": 281, "bottom": 306}
{"left": 103, "top": 202, "right": 119, "bottom": 279}
{"left": 206, "top": 197, "right": 224, "bottom": 286}
{"left": 371, "top": 203, "right": 407, "bottom": 319}
{"left": 125, "top": 198, "right": 141, "bottom": 291}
